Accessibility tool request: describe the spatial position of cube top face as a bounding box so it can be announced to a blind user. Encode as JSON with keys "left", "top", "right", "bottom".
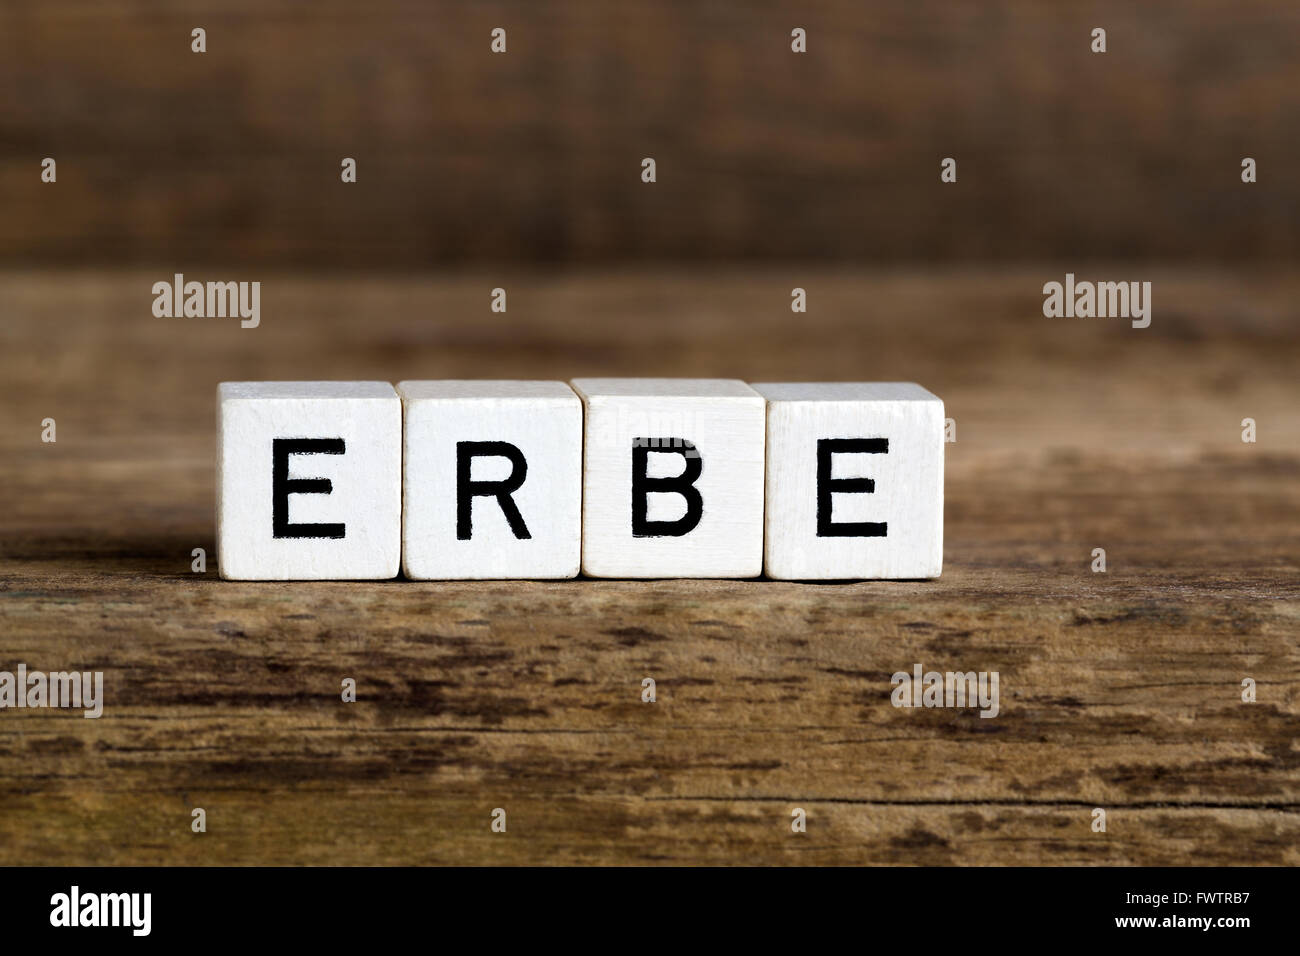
{"left": 752, "top": 382, "right": 940, "bottom": 405}
{"left": 219, "top": 381, "right": 397, "bottom": 402}
{"left": 573, "top": 379, "right": 765, "bottom": 579}
{"left": 396, "top": 380, "right": 577, "bottom": 404}
{"left": 758, "top": 382, "right": 944, "bottom": 580}
{"left": 571, "top": 378, "right": 760, "bottom": 403}
{"left": 216, "top": 382, "right": 401, "bottom": 580}
{"left": 398, "top": 381, "right": 582, "bottom": 580}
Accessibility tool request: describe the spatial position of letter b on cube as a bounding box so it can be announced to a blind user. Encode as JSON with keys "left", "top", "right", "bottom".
{"left": 755, "top": 383, "right": 943, "bottom": 579}
{"left": 572, "top": 379, "right": 765, "bottom": 578}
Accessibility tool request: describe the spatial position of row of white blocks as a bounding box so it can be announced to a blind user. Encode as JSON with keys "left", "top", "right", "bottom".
{"left": 216, "top": 379, "right": 944, "bottom": 580}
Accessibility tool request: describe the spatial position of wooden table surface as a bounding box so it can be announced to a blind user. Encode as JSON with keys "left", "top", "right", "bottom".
{"left": 1, "top": 268, "right": 1296, "bottom": 865}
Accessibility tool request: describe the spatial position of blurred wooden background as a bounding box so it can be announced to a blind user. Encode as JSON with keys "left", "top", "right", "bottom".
{"left": 1, "top": 0, "right": 1298, "bottom": 268}
{"left": 0, "top": 2, "right": 1297, "bottom": 866}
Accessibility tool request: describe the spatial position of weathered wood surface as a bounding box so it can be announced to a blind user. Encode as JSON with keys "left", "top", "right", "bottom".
{"left": 2, "top": 0, "right": 1299, "bottom": 267}
{"left": 0, "top": 270, "right": 1297, "bottom": 864}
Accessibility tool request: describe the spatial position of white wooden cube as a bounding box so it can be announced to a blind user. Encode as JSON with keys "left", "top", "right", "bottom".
{"left": 397, "top": 380, "right": 582, "bottom": 579}
{"left": 571, "top": 378, "right": 765, "bottom": 578}
{"left": 753, "top": 382, "right": 944, "bottom": 580}
{"left": 217, "top": 381, "right": 401, "bottom": 580}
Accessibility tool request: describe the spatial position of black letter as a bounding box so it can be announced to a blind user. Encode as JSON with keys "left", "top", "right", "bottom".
{"left": 632, "top": 438, "right": 703, "bottom": 537}
{"left": 272, "top": 438, "right": 346, "bottom": 538}
{"left": 817, "top": 438, "right": 888, "bottom": 537}
{"left": 457, "top": 441, "right": 530, "bottom": 540}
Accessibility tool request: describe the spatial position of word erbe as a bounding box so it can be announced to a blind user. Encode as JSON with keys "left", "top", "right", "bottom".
{"left": 216, "top": 380, "right": 944, "bottom": 581}
{"left": 1042, "top": 272, "right": 1151, "bottom": 328}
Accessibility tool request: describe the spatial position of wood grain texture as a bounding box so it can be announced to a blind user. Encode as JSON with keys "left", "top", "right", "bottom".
{"left": 0, "top": 269, "right": 1297, "bottom": 865}
{"left": 1, "top": 0, "right": 1298, "bottom": 267}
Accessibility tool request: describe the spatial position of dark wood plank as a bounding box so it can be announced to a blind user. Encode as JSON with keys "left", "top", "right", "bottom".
{"left": 1, "top": 1, "right": 1298, "bottom": 266}
{"left": 1, "top": 270, "right": 1296, "bottom": 864}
